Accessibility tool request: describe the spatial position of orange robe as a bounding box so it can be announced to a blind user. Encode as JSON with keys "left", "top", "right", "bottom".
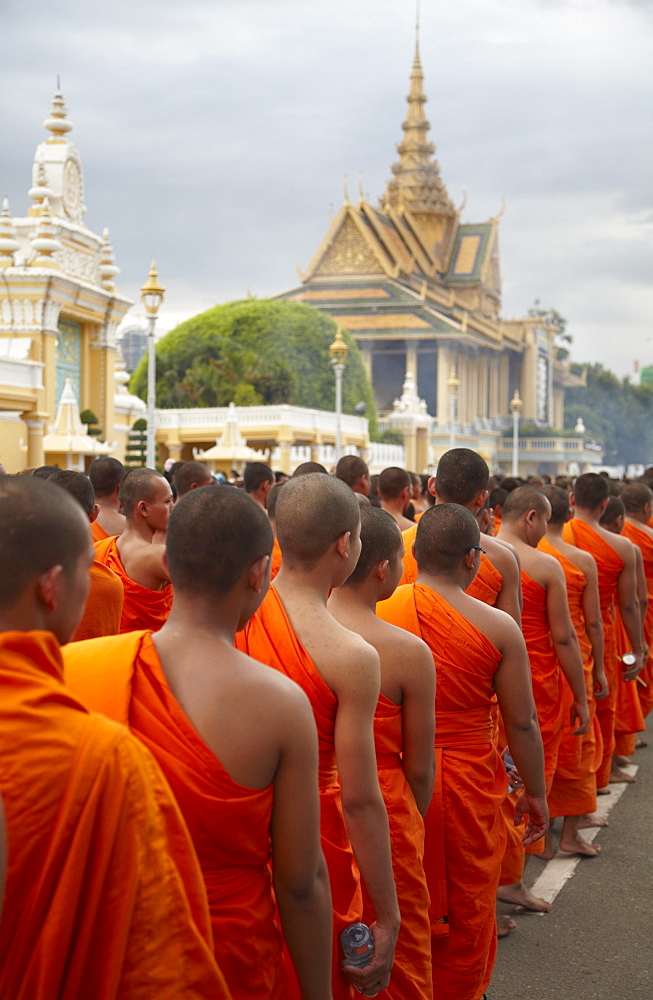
{"left": 236, "top": 587, "right": 361, "bottom": 1000}
{"left": 563, "top": 519, "right": 625, "bottom": 787}
{"left": 94, "top": 535, "right": 172, "bottom": 633}
{"left": 71, "top": 560, "right": 124, "bottom": 642}
{"left": 400, "top": 523, "right": 418, "bottom": 585}
{"left": 467, "top": 554, "right": 502, "bottom": 606}
{"left": 363, "top": 694, "right": 432, "bottom": 1000}
{"left": 91, "top": 519, "right": 109, "bottom": 543}
{"left": 378, "top": 584, "right": 507, "bottom": 1000}
{"left": 0, "top": 630, "right": 229, "bottom": 1000}
{"left": 538, "top": 538, "right": 601, "bottom": 818}
{"left": 613, "top": 610, "right": 645, "bottom": 756}
{"left": 622, "top": 520, "right": 653, "bottom": 719}
{"left": 64, "top": 631, "right": 285, "bottom": 1000}
{"left": 270, "top": 537, "right": 282, "bottom": 580}
{"left": 520, "top": 570, "right": 565, "bottom": 794}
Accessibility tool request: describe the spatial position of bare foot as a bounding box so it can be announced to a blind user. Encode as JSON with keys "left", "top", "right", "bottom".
{"left": 609, "top": 767, "right": 636, "bottom": 783}
{"left": 577, "top": 813, "right": 609, "bottom": 829}
{"left": 538, "top": 828, "right": 556, "bottom": 861}
{"left": 558, "top": 831, "right": 601, "bottom": 857}
{"left": 614, "top": 755, "right": 632, "bottom": 767}
{"left": 497, "top": 914, "right": 516, "bottom": 938}
{"left": 635, "top": 738, "right": 648, "bottom": 748}
{"left": 496, "top": 882, "right": 552, "bottom": 912}
{"left": 597, "top": 786, "right": 611, "bottom": 795}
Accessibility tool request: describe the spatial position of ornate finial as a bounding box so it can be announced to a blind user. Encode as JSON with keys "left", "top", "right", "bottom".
{"left": 43, "top": 85, "right": 73, "bottom": 142}
{"left": 100, "top": 227, "right": 120, "bottom": 291}
{"left": 488, "top": 197, "right": 506, "bottom": 225}
{"left": 30, "top": 197, "right": 63, "bottom": 267}
{"left": 28, "top": 161, "right": 55, "bottom": 216}
{"left": 343, "top": 175, "right": 350, "bottom": 206}
{"left": 0, "top": 198, "right": 20, "bottom": 268}
{"left": 456, "top": 186, "right": 468, "bottom": 217}
{"left": 358, "top": 174, "right": 365, "bottom": 204}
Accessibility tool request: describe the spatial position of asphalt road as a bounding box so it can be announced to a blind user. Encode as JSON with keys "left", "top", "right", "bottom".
{"left": 489, "top": 736, "right": 653, "bottom": 1000}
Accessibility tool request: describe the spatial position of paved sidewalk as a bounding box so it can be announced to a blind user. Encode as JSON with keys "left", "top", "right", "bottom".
{"left": 489, "top": 740, "right": 652, "bottom": 1000}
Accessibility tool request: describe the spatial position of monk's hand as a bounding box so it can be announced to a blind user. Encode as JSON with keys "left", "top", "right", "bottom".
{"left": 623, "top": 651, "right": 644, "bottom": 682}
{"left": 570, "top": 699, "right": 590, "bottom": 735}
{"left": 342, "top": 920, "right": 397, "bottom": 996}
{"left": 593, "top": 668, "right": 610, "bottom": 701}
{"left": 514, "top": 791, "right": 548, "bottom": 846}
{"left": 500, "top": 747, "right": 523, "bottom": 792}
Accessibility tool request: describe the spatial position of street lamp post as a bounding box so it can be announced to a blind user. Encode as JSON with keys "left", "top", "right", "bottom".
{"left": 447, "top": 365, "right": 460, "bottom": 450}
{"left": 510, "top": 388, "right": 523, "bottom": 477}
{"left": 329, "top": 327, "right": 349, "bottom": 464}
{"left": 140, "top": 261, "right": 165, "bottom": 469}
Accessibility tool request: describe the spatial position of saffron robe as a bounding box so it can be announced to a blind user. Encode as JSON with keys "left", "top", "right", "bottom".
{"left": 64, "top": 631, "right": 285, "bottom": 1000}
{"left": 91, "top": 519, "right": 109, "bottom": 543}
{"left": 94, "top": 535, "right": 172, "bottom": 633}
{"left": 236, "top": 587, "right": 362, "bottom": 1000}
{"left": 613, "top": 610, "right": 646, "bottom": 756}
{"left": 378, "top": 584, "right": 507, "bottom": 1000}
{"left": 362, "top": 694, "right": 432, "bottom": 1000}
{"left": 270, "top": 538, "right": 282, "bottom": 580}
{"left": 563, "top": 519, "right": 626, "bottom": 787}
{"left": 71, "top": 559, "right": 124, "bottom": 642}
{"left": 467, "top": 554, "right": 502, "bottom": 606}
{"left": 538, "top": 538, "right": 601, "bottom": 818}
{"left": 400, "top": 523, "right": 418, "bottom": 585}
{"left": 0, "top": 630, "right": 229, "bottom": 1000}
{"left": 622, "top": 520, "right": 653, "bottom": 719}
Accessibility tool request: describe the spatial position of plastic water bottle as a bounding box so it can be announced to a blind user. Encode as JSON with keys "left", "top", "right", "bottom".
{"left": 340, "top": 922, "right": 377, "bottom": 995}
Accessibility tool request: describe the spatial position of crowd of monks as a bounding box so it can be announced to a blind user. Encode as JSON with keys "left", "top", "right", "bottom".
{"left": 0, "top": 449, "right": 650, "bottom": 1000}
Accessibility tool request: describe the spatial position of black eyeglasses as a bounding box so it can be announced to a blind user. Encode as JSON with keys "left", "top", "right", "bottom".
{"left": 465, "top": 545, "right": 487, "bottom": 556}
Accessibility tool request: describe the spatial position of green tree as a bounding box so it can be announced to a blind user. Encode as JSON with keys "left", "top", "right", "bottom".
{"left": 80, "top": 409, "right": 103, "bottom": 439}
{"left": 124, "top": 418, "right": 148, "bottom": 469}
{"left": 130, "top": 299, "right": 377, "bottom": 431}
{"left": 565, "top": 364, "right": 653, "bottom": 467}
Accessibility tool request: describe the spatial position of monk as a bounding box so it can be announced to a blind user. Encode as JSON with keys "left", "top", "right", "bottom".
{"left": 400, "top": 450, "right": 522, "bottom": 625}
{"left": 266, "top": 481, "right": 285, "bottom": 579}
{"left": 498, "top": 487, "right": 588, "bottom": 791}
{"left": 94, "top": 467, "right": 173, "bottom": 633}
{"left": 378, "top": 504, "right": 547, "bottom": 1000}
{"left": 599, "top": 497, "right": 647, "bottom": 768}
{"left": 488, "top": 487, "right": 507, "bottom": 536}
{"left": 244, "top": 461, "right": 274, "bottom": 510}
{"left": 329, "top": 506, "right": 435, "bottom": 1000}
{"left": 621, "top": 481, "right": 653, "bottom": 720}
{"left": 88, "top": 456, "right": 126, "bottom": 539}
{"left": 236, "top": 474, "right": 400, "bottom": 998}
{"left": 539, "top": 485, "right": 608, "bottom": 856}
{"left": 65, "top": 486, "right": 332, "bottom": 1000}
{"left": 335, "top": 455, "right": 371, "bottom": 500}
{"left": 0, "top": 475, "right": 228, "bottom": 999}
{"left": 48, "top": 471, "right": 124, "bottom": 642}
{"left": 378, "top": 467, "right": 414, "bottom": 531}
{"left": 563, "top": 473, "right": 643, "bottom": 790}
{"left": 293, "top": 461, "right": 328, "bottom": 475}
{"left": 173, "top": 460, "right": 213, "bottom": 498}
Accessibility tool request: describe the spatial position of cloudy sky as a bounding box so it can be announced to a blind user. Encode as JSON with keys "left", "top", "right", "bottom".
{"left": 1, "top": 0, "right": 652, "bottom": 378}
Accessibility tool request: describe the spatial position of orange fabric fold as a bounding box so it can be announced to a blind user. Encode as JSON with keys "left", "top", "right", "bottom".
{"left": 622, "top": 520, "right": 653, "bottom": 718}
{"left": 378, "top": 584, "right": 506, "bottom": 1000}
{"left": 236, "top": 587, "right": 361, "bottom": 1000}
{"left": 563, "top": 519, "right": 623, "bottom": 787}
{"left": 400, "top": 524, "right": 418, "bottom": 585}
{"left": 613, "top": 610, "right": 645, "bottom": 756}
{"left": 93, "top": 536, "right": 172, "bottom": 633}
{"left": 467, "top": 554, "right": 502, "bottom": 606}
{"left": 363, "top": 694, "right": 432, "bottom": 1000}
{"left": 72, "top": 560, "right": 124, "bottom": 642}
{"left": 538, "top": 538, "right": 600, "bottom": 818}
{"left": 64, "top": 631, "right": 284, "bottom": 1000}
{"left": 270, "top": 538, "right": 282, "bottom": 580}
{"left": 0, "top": 630, "right": 228, "bottom": 1000}
{"left": 91, "top": 519, "right": 109, "bottom": 543}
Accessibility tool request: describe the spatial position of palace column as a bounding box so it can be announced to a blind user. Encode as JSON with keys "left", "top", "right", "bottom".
{"left": 436, "top": 343, "right": 452, "bottom": 426}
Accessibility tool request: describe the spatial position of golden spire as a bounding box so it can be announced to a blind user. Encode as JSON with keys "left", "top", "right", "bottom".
{"left": 0, "top": 198, "right": 19, "bottom": 268}
{"left": 383, "top": 24, "right": 455, "bottom": 221}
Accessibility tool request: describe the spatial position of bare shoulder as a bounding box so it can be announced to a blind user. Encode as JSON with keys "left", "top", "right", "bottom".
{"left": 485, "top": 535, "right": 519, "bottom": 572}
{"left": 598, "top": 525, "right": 632, "bottom": 559}
{"left": 375, "top": 617, "right": 432, "bottom": 662}
{"left": 564, "top": 543, "right": 596, "bottom": 576}
{"left": 459, "top": 593, "right": 522, "bottom": 652}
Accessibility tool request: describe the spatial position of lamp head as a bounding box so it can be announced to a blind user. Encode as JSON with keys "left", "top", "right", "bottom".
{"left": 141, "top": 260, "right": 165, "bottom": 317}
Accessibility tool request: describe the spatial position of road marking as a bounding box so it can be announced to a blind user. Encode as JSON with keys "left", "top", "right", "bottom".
{"left": 527, "top": 763, "right": 638, "bottom": 906}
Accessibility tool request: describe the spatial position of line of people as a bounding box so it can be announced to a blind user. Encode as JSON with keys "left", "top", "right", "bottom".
{"left": 0, "top": 449, "right": 648, "bottom": 999}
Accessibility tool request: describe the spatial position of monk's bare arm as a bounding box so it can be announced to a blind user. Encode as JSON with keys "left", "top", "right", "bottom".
{"left": 617, "top": 545, "right": 644, "bottom": 678}
{"left": 580, "top": 558, "right": 608, "bottom": 700}
{"left": 491, "top": 619, "right": 548, "bottom": 845}
{"left": 331, "top": 643, "right": 400, "bottom": 992}
{"left": 635, "top": 548, "right": 648, "bottom": 629}
{"left": 398, "top": 635, "right": 435, "bottom": 817}
{"left": 545, "top": 561, "right": 589, "bottom": 734}
{"left": 271, "top": 686, "right": 333, "bottom": 1000}
{"left": 487, "top": 540, "right": 522, "bottom": 625}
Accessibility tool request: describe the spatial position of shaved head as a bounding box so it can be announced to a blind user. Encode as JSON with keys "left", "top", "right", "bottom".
{"left": 435, "top": 449, "right": 489, "bottom": 504}
{"left": 166, "top": 486, "right": 272, "bottom": 597}
{"left": 572, "top": 473, "right": 610, "bottom": 510}
{"left": 502, "top": 486, "right": 551, "bottom": 522}
{"left": 244, "top": 462, "right": 274, "bottom": 494}
{"left": 49, "top": 470, "right": 95, "bottom": 518}
{"left": 173, "top": 461, "right": 213, "bottom": 498}
{"left": 0, "top": 476, "right": 90, "bottom": 609}
{"left": 415, "top": 504, "right": 480, "bottom": 575}
{"left": 32, "top": 465, "right": 60, "bottom": 480}
{"left": 292, "top": 462, "right": 328, "bottom": 476}
{"left": 620, "top": 482, "right": 652, "bottom": 514}
{"left": 119, "top": 468, "right": 168, "bottom": 518}
{"left": 335, "top": 455, "right": 369, "bottom": 490}
{"left": 600, "top": 496, "right": 625, "bottom": 527}
{"left": 276, "top": 473, "right": 360, "bottom": 569}
{"left": 88, "top": 456, "right": 125, "bottom": 498}
{"left": 344, "top": 506, "right": 402, "bottom": 587}
{"left": 540, "top": 485, "right": 570, "bottom": 526}
{"left": 266, "top": 482, "right": 285, "bottom": 522}
{"left": 378, "top": 467, "right": 411, "bottom": 501}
